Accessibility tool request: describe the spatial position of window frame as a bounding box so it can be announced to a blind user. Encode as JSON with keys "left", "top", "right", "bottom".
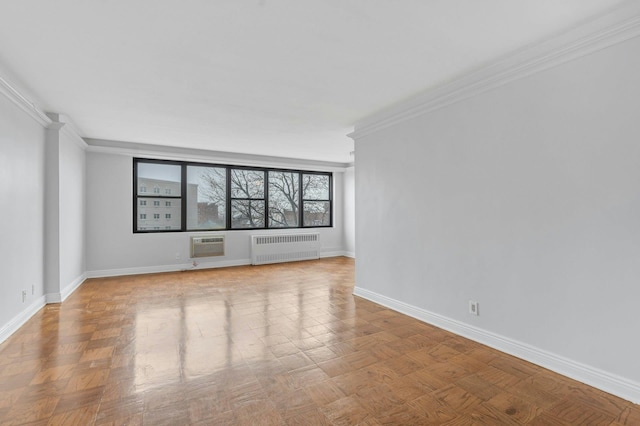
{"left": 133, "top": 158, "right": 333, "bottom": 233}
{"left": 229, "top": 167, "right": 267, "bottom": 230}
{"left": 301, "top": 172, "right": 333, "bottom": 228}
{"left": 267, "top": 170, "right": 301, "bottom": 228}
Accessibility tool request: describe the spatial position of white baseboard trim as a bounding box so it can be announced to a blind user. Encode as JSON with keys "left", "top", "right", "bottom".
{"left": 0, "top": 296, "right": 47, "bottom": 345}
{"left": 343, "top": 251, "right": 355, "bottom": 259}
{"left": 45, "top": 273, "right": 88, "bottom": 304}
{"left": 320, "top": 250, "right": 348, "bottom": 258}
{"left": 86, "top": 259, "right": 252, "bottom": 279}
{"left": 61, "top": 273, "right": 87, "bottom": 301}
{"left": 87, "top": 254, "right": 353, "bottom": 279}
{"left": 46, "top": 293, "right": 62, "bottom": 303}
{"left": 353, "top": 286, "right": 640, "bottom": 405}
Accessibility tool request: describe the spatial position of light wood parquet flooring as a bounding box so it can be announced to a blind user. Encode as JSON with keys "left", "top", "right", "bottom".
{"left": 0, "top": 257, "right": 638, "bottom": 425}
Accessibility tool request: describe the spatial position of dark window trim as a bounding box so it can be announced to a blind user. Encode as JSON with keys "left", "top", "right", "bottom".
{"left": 133, "top": 158, "right": 333, "bottom": 233}
{"left": 301, "top": 173, "right": 333, "bottom": 228}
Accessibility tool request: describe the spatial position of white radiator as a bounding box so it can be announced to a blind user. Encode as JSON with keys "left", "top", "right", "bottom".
{"left": 251, "top": 233, "right": 320, "bottom": 265}
{"left": 191, "top": 235, "right": 225, "bottom": 258}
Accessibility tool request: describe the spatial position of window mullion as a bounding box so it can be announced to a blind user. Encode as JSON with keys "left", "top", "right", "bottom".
{"left": 181, "top": 164, "right": 187, "bottom": 231}
{"left": 329, "top": 174, "right": 333, "bottom": 227}
{"left": 133, "top": 159, "right": 139, "bottom": 233}
{"left": 298, "top": 172, "right": 303, "bottom": 227}
{"left": 264, "top": 170, "right": 269, "bottom": 228}
{"left": 226, "top": 167, "right": 232, "bottom": 230}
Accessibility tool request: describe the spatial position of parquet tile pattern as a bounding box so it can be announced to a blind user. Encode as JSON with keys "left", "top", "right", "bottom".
{"left": 0, "top": 257, "right": 638, "bottom": 425}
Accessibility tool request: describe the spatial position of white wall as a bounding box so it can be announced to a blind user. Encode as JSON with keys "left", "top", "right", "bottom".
{"left": 0, "top": 86, "right": 47, "bottom": 340}
{"left": 58, "top": 128, "right": 86, "bottom": 297}
{"left": 354, "top": 35, "right": 640, "bottom": 400}
{"left": 0, "top": 74, "right": 86, "bottom": 342}
{"left": 44, "top": 127, "right": 60, "bottom": 298}
{"left": 86, "top": 150, "right": 348, "bottom": 276}
{"left": 44, "top": 118, "right": 87, "bottom": 302}
{"left": 343, "top": 166, "right": 355, "bottom": 257}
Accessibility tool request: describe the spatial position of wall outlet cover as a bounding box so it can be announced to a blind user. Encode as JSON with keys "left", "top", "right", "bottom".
{"left": 469, "top": 300, "right": 479, "bottom": 316}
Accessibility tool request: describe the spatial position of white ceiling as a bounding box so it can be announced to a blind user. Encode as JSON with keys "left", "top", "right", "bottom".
{"left": 0, "top": 0, "right": 628, "bottom": 163}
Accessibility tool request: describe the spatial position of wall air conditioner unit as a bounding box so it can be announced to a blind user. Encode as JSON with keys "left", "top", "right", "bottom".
{"left": 190, "top": 235, "right": 225, "bottom": 258}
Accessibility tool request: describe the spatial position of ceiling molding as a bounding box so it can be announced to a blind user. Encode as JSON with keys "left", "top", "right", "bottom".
{"left": 84, "top": 138, "right": 351, "bottom": 172}
{"left": 349, "top": 1, "right": 640, "bottom": 141}
{"left": 0, "top": 74, "right": 52, "bottom": 127}
{"left": 46, "top": 113, "right": 88, "bottom": 150}
{"left": 61, "top": 124, "right": 88, "bottom": 150}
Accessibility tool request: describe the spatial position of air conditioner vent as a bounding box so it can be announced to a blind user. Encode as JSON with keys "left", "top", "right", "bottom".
{"left": 191, "top": 235, "right": 225, "bottom": 258}
{"left": 199, "top": 237, "right": 224, "bottom": 244}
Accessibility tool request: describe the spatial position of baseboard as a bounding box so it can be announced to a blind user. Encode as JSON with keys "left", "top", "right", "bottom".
{"left": 44, "top": 273, "right": 88, "bottom": 304}
{"left": 0, "top": 296, "right": 47, "bottom": 345}
{"left": 86, "top": 259, "right": 252, "bottom": 278}
{"left": 353, "top": 286, "right": 640, "bottom": 405}
{"left": 46, "top": 293, "right": 62, "bottom": 303}
{"left": 61, "top": 273, "right": 86, "bottom": 301}
{"left": 87, "top": 253, "right": 353, "bottom": 279}
{"left": 343, "top": 251, "right": 355, "bottom": 259}
{"left": 320, "top": 250, "right": 348, "bottom": 258}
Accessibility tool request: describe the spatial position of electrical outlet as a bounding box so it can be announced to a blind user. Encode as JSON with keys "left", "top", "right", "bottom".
{"left": 175, "top": 252, "right": 180, "bottom": 260}
{"left": 22, "top": 290, "right": 27, "bottom": 303}
{"left": 469, "top": 300, "right": 479, "bottom": 316}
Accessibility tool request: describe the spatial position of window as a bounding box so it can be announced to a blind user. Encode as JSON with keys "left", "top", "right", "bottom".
{"left": 135, "top": 161, "right": 182, "bottom": 232}
{"left": 302, "top": 174, "right": 332, "bottom": 226}
{"left": 187, "top": 165, "right": 226, "bottom": 230}
{"left": 268, "top": 171, "right": 299, "bottom": 227}
{"left": 230, "top": 169, "right": 265, "bottom": 229}
{"left": 134, "top": 159, "right": 332, "bottom": 232}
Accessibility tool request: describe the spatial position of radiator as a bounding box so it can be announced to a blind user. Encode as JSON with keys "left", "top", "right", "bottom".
{"left": 191, "top": 235, "right": 225, "bottom": 258}
{"left": 251, "top": 233, "right": 320, "bottom": 265}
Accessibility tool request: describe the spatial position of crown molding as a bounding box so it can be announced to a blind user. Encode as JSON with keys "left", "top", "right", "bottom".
{"left": 61, "top": 125, "right": 88, "bottom": 150}
{"left": 349, "top": 0, "right": 640, "bottom": 140}
{"left": 46, "top": 113, "right": 88, "bottom": 150}
{"left": 0, "top": 75, "right": 52, "bottom": 127}
{"left": 84, "top": 138, "right": 351, "bottom": 172}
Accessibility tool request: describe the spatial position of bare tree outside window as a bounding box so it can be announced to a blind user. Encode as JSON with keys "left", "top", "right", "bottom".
{"left": 230, "top": 169, "right": 265, "bottom": 228}
{"left": 268, "top": 171, "right": 299, "bottom": 227}
{"left": 302, "top": 174, "right": 331, "bottom": 226}
{"left": 134, "top": 158, "right": 331, "bottom": 233}
{"left": 187, "top": 166, "right": 226, "bottom": 230}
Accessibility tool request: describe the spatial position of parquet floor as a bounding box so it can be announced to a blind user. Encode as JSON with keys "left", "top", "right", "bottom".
{"left": 0, "top": 257, "right": 638, "bottom": 425}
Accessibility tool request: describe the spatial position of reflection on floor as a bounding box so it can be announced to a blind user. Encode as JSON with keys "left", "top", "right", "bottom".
{"left": 0, "top": 257, "right": 637, "bottom": 425}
